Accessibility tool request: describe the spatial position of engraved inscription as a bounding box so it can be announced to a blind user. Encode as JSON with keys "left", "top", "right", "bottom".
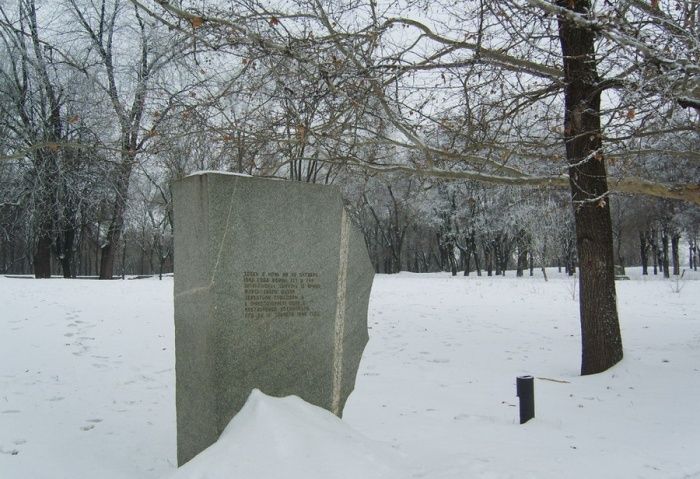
{"left": 243, "top": 271, "right": 322, "bottom": 319}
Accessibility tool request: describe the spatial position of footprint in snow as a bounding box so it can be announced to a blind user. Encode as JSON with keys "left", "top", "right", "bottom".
{"left": 80, "top": 420, "right": 102, "bottom": 431}
{"left": 81, "top": 424, "right": 95, "bottom": 431}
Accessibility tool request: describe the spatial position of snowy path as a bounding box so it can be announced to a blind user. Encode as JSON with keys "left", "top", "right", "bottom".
{"left": 1, "top": 271, "right": 699, "bottom": 478}
{"left": 0, "top": 279, "right": 175, "bottom": 478}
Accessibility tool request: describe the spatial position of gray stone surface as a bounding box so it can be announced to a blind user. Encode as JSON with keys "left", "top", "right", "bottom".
{"left": 173, "top": 173, "right": 374, "bottom": 465}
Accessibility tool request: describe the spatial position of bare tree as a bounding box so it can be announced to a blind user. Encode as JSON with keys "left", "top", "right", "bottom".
{"left": 67, "top": 0, "right": 183, "bottom": 278}
{"left": 0, "top": 0, "right": 105, "bottom": 278}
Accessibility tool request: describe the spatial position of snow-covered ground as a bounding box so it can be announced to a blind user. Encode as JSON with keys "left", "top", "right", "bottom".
{"left": 1, "top": 268, "right": 698, "bottom": 478}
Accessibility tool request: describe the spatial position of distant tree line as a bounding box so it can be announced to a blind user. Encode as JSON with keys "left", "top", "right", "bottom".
{"left": 2, "top": 169, "right": 696, "bottom": 279}
{"left": 346, "top": 180, "right": 698, "bottom": 277}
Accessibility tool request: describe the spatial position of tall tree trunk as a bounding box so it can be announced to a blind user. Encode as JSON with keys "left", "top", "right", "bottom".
{"left": 122, "top": 239, "right": 128, "bottom": 279}
{"left": 640, "top": 231, "right": 649, "bottom": 275}
{"left": 499, "top": 237, "right": 511, "bottom": 275}
{"left": 671, "top": 234, "right": 680, "bottom": 276}
{"left": 661, "top": 230, "right": 670, "bottom": 279}
{"left": 464, "top": 249, "right": 471, "bottom": 276}
{"left": 473, "top": 247, "right": 481, "bottom": 276}
{"left": 33, "top": 233, "right": 52, "bottom": 279}
{"left": 100, "top": 242, "right": 117, "bottom": 279}
{"left": 437, "top": 233, "right": 447, "bottom": 272}
{"left": 651, "top": 229, "right": 658, "bottom": 275}
{"left": 392, "top": 245, "right": 402, "bottom": 273}
{"left": 689, "top": 244, "right": 694, "bottom": 270}
{"left": 516, "top": 244, "right": 527, "bottom": 277}
{"left": 494, "top": 240, "right": 502, "bottom": 275}
{"left": 484, "top": 245, "right": 493, "bottom": 276}
{"left": 557, "top": 0, "right": 623, "bottom": 375}
{"left": 60, "top": 226, "right": 75, "bottom": 278}
{"left": 99, "top": 158, "right": 133, "bottom": 279}
{"left": 1, "top": 241, "right": 6, "bottom": 274}
{"left": 471, "top": 234, "right": 481, "bottom": 276}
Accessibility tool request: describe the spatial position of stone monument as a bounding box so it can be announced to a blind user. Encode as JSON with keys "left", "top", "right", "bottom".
{"left": 173, "top": 172, "right": 374, "bottom": 465}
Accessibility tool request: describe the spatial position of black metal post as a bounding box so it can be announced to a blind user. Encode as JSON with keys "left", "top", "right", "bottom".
{"left": 516, "top": 375, "right": 535, "bottom": 424}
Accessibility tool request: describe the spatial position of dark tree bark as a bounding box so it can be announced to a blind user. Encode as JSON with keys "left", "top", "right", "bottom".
{"left": 671, "top": 234, "right": 680, "bottom": 276}
{"left": 516, "top": 230, "right": 528, "bottom": 277}
{"left": 563, "top": 234, "right": 577, "bottom": 276}
{"left": 689, "top": 245, "right": 694, "bottom": 270}
{"left": 464, "top": 248, "right": 471, "bottom": 276}
{"left": 471, "top": 234, "right": 481, "bottom": 276}
{"left": 100, "top": 242, "right": 117, "bottom": 279}
{"left": 497, "top": 233, "right": 511, "bottom": 275}
{"left": 650, "top": 229, "right": 658, "bottom": 275}
{"left": 437, "top": 234, "right": 448, "bottom": 272}
{"left": 484, "top": 243, "right": 493, "bottom": 276}
{"left": 493, "top": 238, "right": 502, "bottom": 275}
{"left": 640, "top": 231, "right": 649, "bottom": 275}
{"left": 60, "top": 225, "right": 76, "bottom": 278}
{"left": 557, "top": 0, "right": 623, "bottom": 375}
{"left": 33, "top": 234, "right": 52, "bottom": 279}
{"left": 661, "top": 230, "right": 670, "bottom": 279}
{"left": 122, "top": 239, "right": 128, "bottom": 280}
{"left": 0, "top": 241, "right": 6, "bottom": 274}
